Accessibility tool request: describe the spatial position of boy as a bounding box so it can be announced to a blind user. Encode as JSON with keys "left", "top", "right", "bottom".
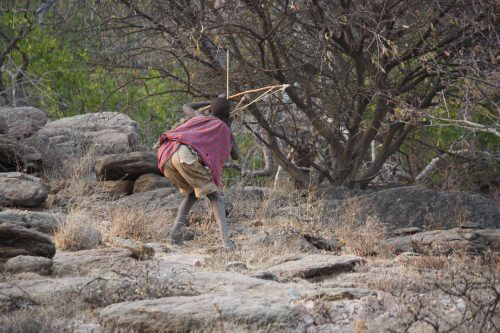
{"left": 157, "top": 96, "right": 239, "bottom": 249}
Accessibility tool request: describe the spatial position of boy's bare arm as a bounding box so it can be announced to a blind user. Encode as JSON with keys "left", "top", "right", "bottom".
{"left": 230, "top": 137, "right": 240, "bottom": 160}
{"left": 183, "top": 101, "right": 211, "bottom": 118}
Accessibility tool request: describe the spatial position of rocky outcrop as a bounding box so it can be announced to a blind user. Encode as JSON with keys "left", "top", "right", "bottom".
{"left": 385, "top": 228, "right": 500, "bottom": 255}
{"left": 35, "top": 112, "right": 139, "bottom": 155}
{"left": 0, "top": 135, "right": 42, "bottom": 172}
{"left": 5, "top": 255, "right": 52, "bottom": 275}
{"left": 132, "top": 173, "right": 171, "bottom": 193}
{"left": 0, "top": 223, "right": 55, "bottom": 259}
{"left": 0, "top": 172, "right": 47, "bottom": 207}
{"left": 355, "top": 186, "right": 499, "bottom": 230}
{"left": 0, "top": 209, "right": 62, "bottom": 234}
{"left": 0, "top": 107, "right": 47, "bottom": 140}
{"left": 99, "top": 293, "right": 302, "bottom": 332}
{"left": 95, "top": 152, "right": 160, "bottom": 181}
{"left": 265, "top": 254, "right": 363, "bottom": 280}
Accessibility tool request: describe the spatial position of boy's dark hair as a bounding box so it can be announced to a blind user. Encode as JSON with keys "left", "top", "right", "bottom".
{"left": 210, "top": 97, "right": 231, "bottom": 123}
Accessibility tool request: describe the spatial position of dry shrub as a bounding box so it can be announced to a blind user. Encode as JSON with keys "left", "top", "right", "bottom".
{"left": 103, "top": 205, "right": 170, "bottom": 242}
{"left": 0, "top": 308, "right": 63, "bottom": 333}
{"left": 54, "top": 209, "right": 102, "bottom": 251}
{"left": 333, "top": 198, "right": 389, "bottom": 257}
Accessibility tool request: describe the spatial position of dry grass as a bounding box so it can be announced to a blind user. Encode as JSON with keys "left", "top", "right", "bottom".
{"left": 330, "top": 198, "right": 390, "bottom": 257}
{"left": 0, "top": 308, "right": 64, "bottom": 333}
{"left": 102, "top": 205, "right": 171, "bottom": 243}
{"left": 54, "top": 209, "right": 102, "bottom": 251}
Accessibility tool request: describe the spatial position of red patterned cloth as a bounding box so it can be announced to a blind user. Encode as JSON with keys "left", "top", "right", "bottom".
{"left": 157, "top": 115, "right": 233, "bottom": 187}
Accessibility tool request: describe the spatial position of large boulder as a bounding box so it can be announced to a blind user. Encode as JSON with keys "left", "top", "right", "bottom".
{"left": 5, "top": 255, "right": 52, "bottom": 275}
{"left": 0, "top": 107, "right": 47, "bottom": 140}
{"left": 35, "top": 112, "right": 139, "bottom": 155}
{"left": 95, "top": 152, "right": 161, "bottom": 181}
{"left": 355, "top": 186, "right": 499, "bottom": 230}
{"left": 0, "top": 223, "right": 55, "bottom": 259}
{"left": 0, "top": 172, "right": 47, "bottom": 207}
{"left": 133, "top": 173, "right": 171, "bottom": 193}
{"left": 0, "top": 209, "right": 62, "bottom": 234}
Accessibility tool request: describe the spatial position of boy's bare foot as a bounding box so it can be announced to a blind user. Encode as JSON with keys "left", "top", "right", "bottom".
{"left": 170, "top": 232, "right": 183, "bottom": 245}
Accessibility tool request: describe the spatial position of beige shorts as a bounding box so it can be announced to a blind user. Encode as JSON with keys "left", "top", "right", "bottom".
{"left": 162, "top": 144, "right": 217, "bottom": 198}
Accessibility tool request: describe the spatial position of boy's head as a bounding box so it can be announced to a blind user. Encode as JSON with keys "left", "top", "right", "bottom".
{"left": 210, "top": 97, "right": 231, "bottom": 124}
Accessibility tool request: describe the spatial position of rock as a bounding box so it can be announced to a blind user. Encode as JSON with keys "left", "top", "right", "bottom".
{"left": 0, "top": 135, "right": 42, "bottom": 173}
{"left": 5, "top": 255, "right": 52, "bottom": 275}
{"left": 114, "top": 187, "right": 179, "bottom": 214}
{"left": 0, "top": 172, "right": 47, "bottom": 207}
{"left": 95, "top": 152, "right": 161, "bottom": 181}
{"left": 51, "top": 248, "right": 135, "bottom": 276}
{"left": 356, "top": 186, "right": 500, "bottom": 230}
{"left": 0, "top": 223, "right": 55, "bottom": 259}
{"left": 266, "top": 254, "right": 363, "bottom": 279}
{"left": 0, "top": 209, "right": 62, "bottom": 234}
{"left": 0, "top": 107, "right": 47, "bottom": 139}
{"left": 99, "top": 293, "right": 303, "bottom": 332}
{"left": 411, "top": 228, "right": 500, "bottom": 255}
{"left": 108, "top": 237, "right": 154, "bottom": 259}
{"left": 132, "top": 173, "right": 171, "bottom": 193}
{"left": 385, "top": 228, "right": 500, "bottom": 255}
{"left": 35, "top": 112, "right": 139, "bottom": 155}
{"left": 99, "top": 180, "right": 134, "bottom": 198}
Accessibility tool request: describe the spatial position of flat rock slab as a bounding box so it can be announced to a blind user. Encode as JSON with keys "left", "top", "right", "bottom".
{"left": 0, "top": 209, "right": 62, "bottom": 234}
{"left": 356, "top": 186, "right": 500, "bottom": 229}
{"left": 265, "top": 255, "right": 363, "bottom": 279}
{"left": 0, "top": 223, "right": 55, "bottom": 259}
{"left": 385, "top": 228, "right": 500, "bottom": 255}
{"left": 133, "top": 173, "right": 172, "bottom": 193}
{"left": 95, "top": 152, "right": 161, "bottom": 181}
{"left": 0, "top": 172, "right": 47, "bottom": 207}
{"left": 0, "top": 107, "right": 47, "bottom": 139}
{"left": 35, "top": 112, "right": 139, "bottom": 155}
{"left": 51, "top": 248, "right": 134, "bottom": 276}
{"left": 99, "top": 293, "right": 302, "bottom": 332}
{"left": 5, "top": 255, "right": 52, "bottom": 275}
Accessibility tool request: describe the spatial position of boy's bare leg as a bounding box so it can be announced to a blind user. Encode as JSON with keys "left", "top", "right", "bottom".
{"left": 207, "top": 192, "right": 236, "bottom": 249}
{"left": 170, "top": 192, "right": 197, "bottom": 244}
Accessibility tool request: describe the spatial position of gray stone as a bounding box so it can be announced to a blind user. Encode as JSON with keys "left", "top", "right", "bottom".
{"left": 0, "top": 107, "right": 47, "bottom": 139}
{"left": 99, "top": 293, "right": 302, "bottom": 332}
{"left": 0, "top": 223, "right": 55, "bottom": 259}
{"left": 95, "top": 152, "right": 161, "bottom": 181}
{"left": 355, "top": 186, "right": 500, "bottom": 230}
{"left": 266, "top": 254, "right": 364, "bottom": 279}
{"left": 51, "top": 248, "right": 134, "bottom": 276}
{"left": 5, "top": 255, "right": 52, "bottom": 275}
{"left": 0, "top": 172, "right": 47, "bottom": 207}
{"left": 114, "top": 187, "right": 179, "bottom": 214}
{"left": 0, "top": 209, "right": 62, "bottom": 234}
{"left": 35, "top": 112, "right": 139, "bottom": 155}
{"left": 133, "top": 173, "right": 171, "bottom": 193}
{"left": 385, "top": 228, "right": 500, "bottom": 255}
